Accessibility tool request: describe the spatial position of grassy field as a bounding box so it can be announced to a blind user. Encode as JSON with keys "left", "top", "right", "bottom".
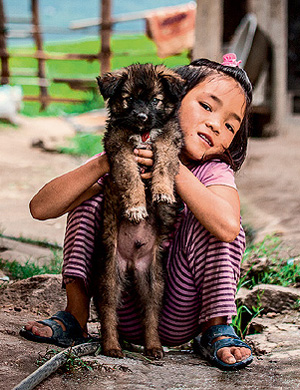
{"left": 8, "top": 34, "right": 190, "bottom": 116}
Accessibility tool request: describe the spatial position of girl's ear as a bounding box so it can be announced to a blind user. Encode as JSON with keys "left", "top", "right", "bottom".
{"left": 156, "top": 65, "right": 186, "bottom": 99}
{"left": 96, "top": 69, "right": 128, "bottom": 100}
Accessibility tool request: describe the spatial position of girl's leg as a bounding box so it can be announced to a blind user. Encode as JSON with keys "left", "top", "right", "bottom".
{"left": 26, "top": 278, "right": 90, "bottom": 338}
{"left": 62, "top": 193, "right": 104, "bottom": 294}
{"left": 24, "top": 193, "right": 104, "bottom": 338}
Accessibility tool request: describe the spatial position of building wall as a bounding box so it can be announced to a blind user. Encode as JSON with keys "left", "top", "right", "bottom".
{"left": 194, "top": 0, "right": 289, "bottom": 135}
{"left": 248, "top": 0, "right": 288, "bottom": 134}
{"left": 193, "top": 0, "right": 223, "bottom": 61}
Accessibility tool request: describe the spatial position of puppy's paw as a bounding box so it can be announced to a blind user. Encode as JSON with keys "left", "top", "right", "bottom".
{"left": 124, "top": 206, "right": 148, "bottom": 223}
{"left": 145, "top": 346, "right": 164, "bottom": 359}
{"left": 103, "top": 348, "right": 124, "bottom": 359}
{"left": 153, "top": 193, "right": 175, "bottom": 204}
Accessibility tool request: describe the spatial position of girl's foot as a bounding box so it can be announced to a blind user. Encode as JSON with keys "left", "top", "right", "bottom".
{"left": 214, "top": 335, "right": 251, "bottom": 365}
{"left": 199, "top": 317, "right": 252, "bottom": 367}
{"left": 21, "top": 278, "right": 90, "bottom": 346}
{"left": 20, "top": 311, "right": 88, "bottom": 348}
{"left": 25, "top": 318, "right": 65, "bottom": 338}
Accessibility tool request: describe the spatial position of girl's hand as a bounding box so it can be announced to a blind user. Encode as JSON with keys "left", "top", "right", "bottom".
{"left": 134, "top": 148, "right": 153, "bottom": 180}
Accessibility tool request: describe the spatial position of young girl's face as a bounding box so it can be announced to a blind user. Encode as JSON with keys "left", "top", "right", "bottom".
{"left": 179, "top": 75, "right": 246, "bottom": 165}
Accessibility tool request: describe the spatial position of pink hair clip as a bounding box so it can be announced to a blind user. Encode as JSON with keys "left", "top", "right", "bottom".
{"left": 221, "top": 53, "right": 242, "bottom": 67}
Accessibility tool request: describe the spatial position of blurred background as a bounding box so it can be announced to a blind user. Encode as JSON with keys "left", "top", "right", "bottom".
{"left": 0, "top": 0, "right": 298, "bottom": 137}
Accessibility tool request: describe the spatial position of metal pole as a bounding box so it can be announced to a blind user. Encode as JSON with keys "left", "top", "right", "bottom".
{"left": 100, "top": 0, "right": 112, "bottom": 75}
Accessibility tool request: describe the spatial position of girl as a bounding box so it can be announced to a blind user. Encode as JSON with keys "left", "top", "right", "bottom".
{"left": 21, "top": 55, "right": 253, "bottom": 371}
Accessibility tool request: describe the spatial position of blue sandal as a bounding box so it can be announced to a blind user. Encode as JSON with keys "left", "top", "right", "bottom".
{"left": 19, "top": 311, "right": 88, "bottom": 348}
{"left": 193, "top": 324, "right": 253, "bottom": 371}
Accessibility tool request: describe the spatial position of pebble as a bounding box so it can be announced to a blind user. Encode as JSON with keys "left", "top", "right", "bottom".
{"left": 266, "top": 312, "right": 277, "bottom": 318}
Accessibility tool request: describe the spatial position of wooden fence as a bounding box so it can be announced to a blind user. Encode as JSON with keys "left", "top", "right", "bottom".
{"left": 0, "top": 0, "right": 192, "bottom": 111}
{"left": 0, "top": 0, "right": 113, "bottom": 109}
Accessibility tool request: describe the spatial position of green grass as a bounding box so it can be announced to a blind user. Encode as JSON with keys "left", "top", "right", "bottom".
{"left": 242, "top": 234, "right": 300, "bottom": 288}
{"left": 58, "top": 132, "right": 103, "bottom": 157}
{"left": 0, "top": 233, "right": 62, "bottom": 250}
{"left": 7, "top": 34, "right": 190, "bottom": 117}
{"left": 0, "top": 248, "right": 63, "bottom": 280}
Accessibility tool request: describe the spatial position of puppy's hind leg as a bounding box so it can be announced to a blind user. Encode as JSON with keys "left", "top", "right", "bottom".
{"left": 95, "top": 200, "right": 124, "bottom": 358}
{"left": 98, "top": 259, "right": 125, "bottom": 358}
{"left": 135, "top": 245, "right": 164, "bottom": 359}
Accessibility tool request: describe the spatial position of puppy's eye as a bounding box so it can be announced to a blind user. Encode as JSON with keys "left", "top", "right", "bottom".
{"left": 125, "top": 96, "right": 133, "bottom": 103}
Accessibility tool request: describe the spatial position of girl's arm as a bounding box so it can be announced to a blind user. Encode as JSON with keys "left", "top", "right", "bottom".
{"left": 30, "top": 153, "right": 109, "bottom": 220}
{"left": 175, "top": 162, "right": 241, "bottom": 243}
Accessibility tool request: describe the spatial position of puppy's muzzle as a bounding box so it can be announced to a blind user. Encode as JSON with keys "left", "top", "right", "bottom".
{"left": 137, "top": 113, "right": 148, "bottom": 123}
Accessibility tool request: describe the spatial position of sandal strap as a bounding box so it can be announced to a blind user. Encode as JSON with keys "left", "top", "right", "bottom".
{"left": 38, "top": 311, "right": 83, "bottom": 343}
{"left": 201, "top": 324, "right": 239, "bottom": 347}
{"left": 51, "top": 311, "right": 83, "bottom": 338}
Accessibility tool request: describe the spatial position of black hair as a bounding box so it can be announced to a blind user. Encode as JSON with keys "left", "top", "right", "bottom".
{"left": 174, "top": 58, "right": 253, "bottom": 171}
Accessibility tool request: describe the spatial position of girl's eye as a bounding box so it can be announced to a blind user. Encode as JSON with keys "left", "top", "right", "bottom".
{"left": 226, "top": 123, "right": 235, "bottom": 133}
{"left": 200, "top": 102, "right": 211, "bottom": 111}
{"left": 152, "top": 98, "right": 159, "bottom": 104}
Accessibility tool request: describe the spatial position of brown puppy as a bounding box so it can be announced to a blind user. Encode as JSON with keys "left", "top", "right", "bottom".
{"left": 95, "top": 63, "right": 185, "bottom": 359}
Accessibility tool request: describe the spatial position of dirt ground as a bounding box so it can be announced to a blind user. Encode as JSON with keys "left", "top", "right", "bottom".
{"left": 1, "top": 115, "right": 300, "bottom": 389}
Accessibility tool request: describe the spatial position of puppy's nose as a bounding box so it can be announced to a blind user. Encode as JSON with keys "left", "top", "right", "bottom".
{"left": 137, "top": 113, "right": 148, "bottom": 122}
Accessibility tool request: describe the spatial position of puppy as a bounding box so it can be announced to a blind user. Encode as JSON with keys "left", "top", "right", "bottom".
{"left": 95, "top": 63, "right": 184, "bottom": 359}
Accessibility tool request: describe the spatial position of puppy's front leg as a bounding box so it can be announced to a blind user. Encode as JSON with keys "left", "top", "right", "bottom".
{"left": 111, "top": 148, "right": 148, "bottom": 223}
{"left": 151, "top": 138, "right": 179, "bottom": 204}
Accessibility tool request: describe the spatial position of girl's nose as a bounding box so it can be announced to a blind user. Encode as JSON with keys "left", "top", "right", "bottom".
{"left": 206, "top": 119, "right": 220, "bottom": 135}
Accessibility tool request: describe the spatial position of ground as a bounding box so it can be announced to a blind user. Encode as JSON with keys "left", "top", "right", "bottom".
{"left": 1, "top": 115, "right": 300, "bottom": 389}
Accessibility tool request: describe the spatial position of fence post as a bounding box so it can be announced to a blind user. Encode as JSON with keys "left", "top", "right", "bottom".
{"left": 100, "top": 0, "right": 112, "bottom": 75}
{"left": 31, "top": 0, "right": 48, "bottom": 109}
{"left": 0, "top": 0, "right": 9, "bottom": 84}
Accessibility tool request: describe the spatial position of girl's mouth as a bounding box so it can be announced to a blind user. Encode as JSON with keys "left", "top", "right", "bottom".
{"left": 198, "top": 133, "right": 213, "bottom": 147}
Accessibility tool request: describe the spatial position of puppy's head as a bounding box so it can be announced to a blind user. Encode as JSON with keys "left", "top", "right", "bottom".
{"left": 97, "top": 63, "right": 185, "bottom": 132}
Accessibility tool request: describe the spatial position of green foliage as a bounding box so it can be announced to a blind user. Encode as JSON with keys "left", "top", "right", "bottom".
{"left": 232, "top": 234, "right": 300, "bottom": 337}
{"left": 37, "top": 348, "right": 94, "bottom": 373}
{"left": 242, "top": 234, "right": 300, "bottom": 288}
{"left": 257, "top": 259, "right": 300, "bottom": 287}
{"left": 232, "top": 291, "right": 264, "bottom": 338}
{"left": 58, "top": 132, "right": 103, "bottom": 157}
{"left": 242, "top": 234, "right": 282, "bottom": 262}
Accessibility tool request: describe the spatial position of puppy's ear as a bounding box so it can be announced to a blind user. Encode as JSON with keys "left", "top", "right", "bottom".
{"left": 96, "top": 70, "right": 128, "bottom": 100}
{"left": 156, "top": 65, "right": 186, "bottom": 99}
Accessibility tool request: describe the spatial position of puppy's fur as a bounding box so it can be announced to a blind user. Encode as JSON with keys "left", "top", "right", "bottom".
{"left": 95, "top": 63, "right": 184, "bottom": 358}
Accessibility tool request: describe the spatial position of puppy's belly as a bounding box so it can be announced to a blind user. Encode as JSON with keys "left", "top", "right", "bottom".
{"left": 117, "top": 219, "right": 156, "bottom": 273}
